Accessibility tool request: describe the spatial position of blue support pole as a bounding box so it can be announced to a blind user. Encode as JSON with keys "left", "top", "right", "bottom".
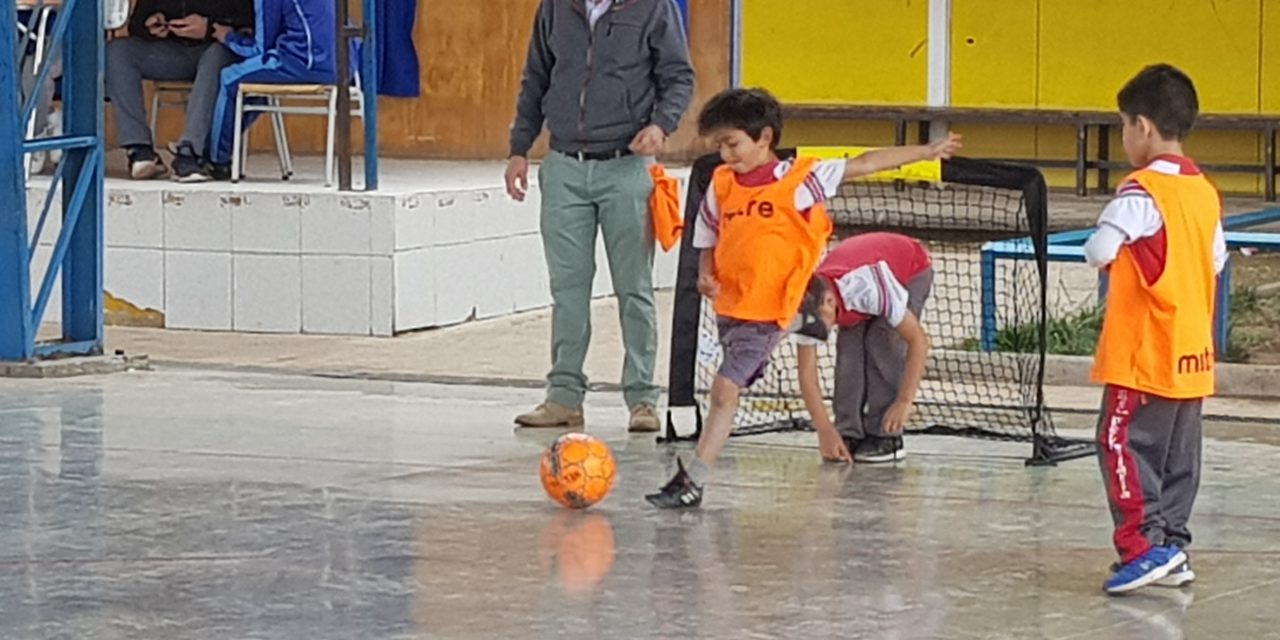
{"left": 1214, "top": 258, "right": 1231, "bottom": 359}
{"left": 361, "top": 0, "right": 379, "bottom": 190}
{"left": 0, "top": 0, "right": 35, "bottom": 361}
{"left": 980, "top": 248, "right": 997, "bottom": 351}
{"left": 58, "top": 0, "right": 104, "bottom": 354}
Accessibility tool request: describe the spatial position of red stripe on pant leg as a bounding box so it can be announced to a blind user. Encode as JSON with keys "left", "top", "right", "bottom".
{"left": 1098, "top": 386, "right": 1151, "bottom": 563}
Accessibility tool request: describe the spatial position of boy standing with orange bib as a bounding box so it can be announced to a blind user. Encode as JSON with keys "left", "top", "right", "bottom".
{"left": 1084, "top": 65, "right": 1227, "bottom": 594}
{"left": 645, "top": 88, "right": 960, "bottom": 508}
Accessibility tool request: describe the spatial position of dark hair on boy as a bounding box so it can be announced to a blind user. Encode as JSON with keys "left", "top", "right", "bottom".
{"left": 792, "top": 274, "right": 832, "bottom": 341}
{"left": 1117, "top": 64, "right": 1199, "bottom": 141}
{"left": 698, "top": 88, "right": 784, "bottom": 149}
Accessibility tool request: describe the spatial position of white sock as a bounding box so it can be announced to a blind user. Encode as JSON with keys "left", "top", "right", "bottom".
{"left": 686, "top": 458, "right": 710, "bottom": 487}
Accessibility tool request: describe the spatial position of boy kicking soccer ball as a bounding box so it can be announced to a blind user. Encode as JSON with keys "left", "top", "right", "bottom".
{"left": 792, "top": 232, "right": 933, "bottom": 464}
{"left": 645, "top": 88, "right": 961, "bottom": 509}
{"left": 1083, "top": 64, "right": 1226, "bottom": 595}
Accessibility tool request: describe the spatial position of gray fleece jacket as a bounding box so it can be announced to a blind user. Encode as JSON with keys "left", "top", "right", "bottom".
{"left": 509, "top": 0, "right": 695, "bottom": 157}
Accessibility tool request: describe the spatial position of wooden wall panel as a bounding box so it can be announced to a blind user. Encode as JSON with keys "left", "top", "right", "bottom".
{"left": 136, "top": 1, "right": 730, "bottom": 161}
{"left": 228, "top": 0, "right": 732, "bottom": 161}
{"left": 666, "top": 0, "right": 733, "bottom": 160}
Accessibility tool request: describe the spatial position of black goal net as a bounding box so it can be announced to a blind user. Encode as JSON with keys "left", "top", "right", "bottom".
{"left": 664, "top": 151, "right": 1094, "bottom": 465}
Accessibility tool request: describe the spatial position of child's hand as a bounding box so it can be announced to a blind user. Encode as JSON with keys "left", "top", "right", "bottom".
{"left": 817, "top": 429, "right": 852, "bottom": 462}
{"left": 882, "top": 400, "right": 914, "bottom": 434}
{"left": 929, "top": 132, "right": 963, "bottom": 160}
{"left": 697, "top": 273, "right": 720, "bottom": 299}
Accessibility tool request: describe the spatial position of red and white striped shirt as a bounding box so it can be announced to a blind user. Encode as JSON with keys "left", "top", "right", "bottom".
{"left": 1084, "top": 155, "right": 1227, "bottom": 280}
{"left": 793, "top": 233, "right": 932, "bottom": 345}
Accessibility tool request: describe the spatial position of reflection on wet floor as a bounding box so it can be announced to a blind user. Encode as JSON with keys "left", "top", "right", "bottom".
{"left": 1, "top": 369, "right": 1278, "bottom": 639}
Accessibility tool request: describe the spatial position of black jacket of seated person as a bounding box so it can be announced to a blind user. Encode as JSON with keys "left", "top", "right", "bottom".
{"left": 128, "top": 0, "right": 255, "bottom": 45}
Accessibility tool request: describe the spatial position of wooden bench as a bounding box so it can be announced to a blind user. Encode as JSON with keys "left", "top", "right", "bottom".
{"left": 783, "top": 105, "right": 1280, "bottom": 201}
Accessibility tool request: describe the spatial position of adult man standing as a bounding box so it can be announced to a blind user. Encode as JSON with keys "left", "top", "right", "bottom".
{"left": 505, "top": 0, "right": 694, "bottom": 432}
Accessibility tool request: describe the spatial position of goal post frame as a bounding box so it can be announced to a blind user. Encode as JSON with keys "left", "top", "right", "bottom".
{"left": 663, "top": 151, "right": 1095, "bottom": 465}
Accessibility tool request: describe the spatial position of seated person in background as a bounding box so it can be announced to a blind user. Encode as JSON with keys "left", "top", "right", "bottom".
{"left": 206, "top": 0, "right": 338, "bottom": 178}
{"left": 106, "top": 0, "right": 254, "bottom": 182}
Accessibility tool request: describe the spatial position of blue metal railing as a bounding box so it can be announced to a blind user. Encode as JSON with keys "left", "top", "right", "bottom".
{"left": 980, "top": 208, "right": 1280, "bottom": 357}
{"left": 1, "top": 0, "right": 104, "bottom": 361}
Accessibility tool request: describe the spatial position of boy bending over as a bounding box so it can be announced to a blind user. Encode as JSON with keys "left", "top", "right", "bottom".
{"left": 792, "top": 232, "right": 934, "bottom": 464}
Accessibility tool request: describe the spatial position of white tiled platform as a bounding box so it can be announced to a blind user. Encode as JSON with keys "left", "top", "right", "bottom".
{"left": 25, "top": 156, "right": 686, "bottom": 336}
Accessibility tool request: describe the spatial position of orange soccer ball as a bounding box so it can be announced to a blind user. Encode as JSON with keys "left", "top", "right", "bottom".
{"left": 539, "top": 433, "right": 617, "bottom": 509}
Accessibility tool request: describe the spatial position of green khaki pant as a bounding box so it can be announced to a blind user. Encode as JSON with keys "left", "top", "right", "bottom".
{"left": 538, "top": 151, "right": 660, "bottom": 409}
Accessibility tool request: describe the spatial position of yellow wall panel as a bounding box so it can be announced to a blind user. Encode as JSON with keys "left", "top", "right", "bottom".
{"left": 1262, "top": 0, "right": 1280, "bottom": 112}
{"left": 951, "top": 123, "right": 1038, "bottom": 159}
{"left": 1187, "top": 131, "right": 1263, "bottom": 194}
{"left": 768, "top": 0, "right": 1276, "bottom": 195}
{"left": 783, "top": 121, "right": 900, "bottom": 149}
{"left": 740, "top": 0, "right": 927, "bottom": 104}
{"left": 951, "top": 0, "right": 1038, "bottom": 107}
{"left": 1035, "top": 126, "right": 1077, "bottom": 190}
{"left": 1037, "top": 0, "right": 1261, "bottom": 112}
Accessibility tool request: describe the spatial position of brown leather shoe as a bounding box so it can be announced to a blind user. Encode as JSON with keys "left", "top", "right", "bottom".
{"left": 628, "top": 404, "right": 660, "bottom": 433}
{"left": 514, "top": 401, "right": 584, "bottom": 428}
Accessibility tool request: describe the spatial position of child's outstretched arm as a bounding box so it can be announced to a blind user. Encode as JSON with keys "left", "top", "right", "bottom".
{"left": 882, "top": 310, "right": 930, "bottom": 433}
{"left": 843, "top": 132, "right": 963, "bottom": 181}
{"left": 797, "top": 344, "right": 851, "bottom": 462}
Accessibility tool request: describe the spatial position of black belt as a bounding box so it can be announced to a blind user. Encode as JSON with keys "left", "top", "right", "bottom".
{"left": 559, "top": 149, "right": 633, "bottom": 162}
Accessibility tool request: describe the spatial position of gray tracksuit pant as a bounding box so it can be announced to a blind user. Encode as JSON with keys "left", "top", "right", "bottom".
{"left": 1096, "top": 384, "right": 1203, "bottom": 562}
{"left": 834, "top": 268, "right": 933, "bottom": 441}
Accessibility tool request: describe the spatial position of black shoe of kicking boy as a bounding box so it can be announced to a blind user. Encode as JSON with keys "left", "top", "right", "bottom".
{"left": 854, "top": 436, "right": 906, "bottom": 464}
{"left": 645, "top": 457, "right": 703, "bottom": 509}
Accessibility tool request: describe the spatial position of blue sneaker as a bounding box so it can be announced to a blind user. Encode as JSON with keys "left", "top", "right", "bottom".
{"left": 1155, "top": 558, "right": 1196, "bottom": 588}
{"left": 1109, "top": 555, "right": 1196, "bottom": 588}
{"left": 1104, "top": 546, "right": 1187, "bottom": 595}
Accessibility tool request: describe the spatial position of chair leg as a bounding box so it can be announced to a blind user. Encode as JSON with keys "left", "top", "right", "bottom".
{"left": 279, "top": 110, "right": 294, "bottom": 178}
{"left": 267, "top": 99, "right": 287, "bottom": 180}
{"left": 270, "top": 99, "right": 293, "bottom": 179}
{"left": 23, "top": 34, "right": 46, "bottom": 180}
{"left": 32, "top": 9, "right": 48, "bottom": 71}
{"left": 23, "top": 68, "right": 42, "bottom": 179}
{"left": 24, "top": 101, "right": 39, "bottom": 180}
{"left": 231, "top": 89, "right": 245, "bottom": 184}
{"left": 149, "top": 91, "right": 159, "bottom": 141}
{"left": 324, "top": 89, "right": 336, "bottom": 187}
{"left": 240, "top": 121, "right": 250, "bottom": 177}
{"left": 279, "top": 113, "right": 294, "bottom": 178}
{"left": 354, "top": 93, "right": 365, "bottom": 182}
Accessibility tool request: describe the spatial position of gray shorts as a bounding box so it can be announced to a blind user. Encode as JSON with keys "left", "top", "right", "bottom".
{"left": 716, "top": 317, "right": 783, "bottom": 388}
